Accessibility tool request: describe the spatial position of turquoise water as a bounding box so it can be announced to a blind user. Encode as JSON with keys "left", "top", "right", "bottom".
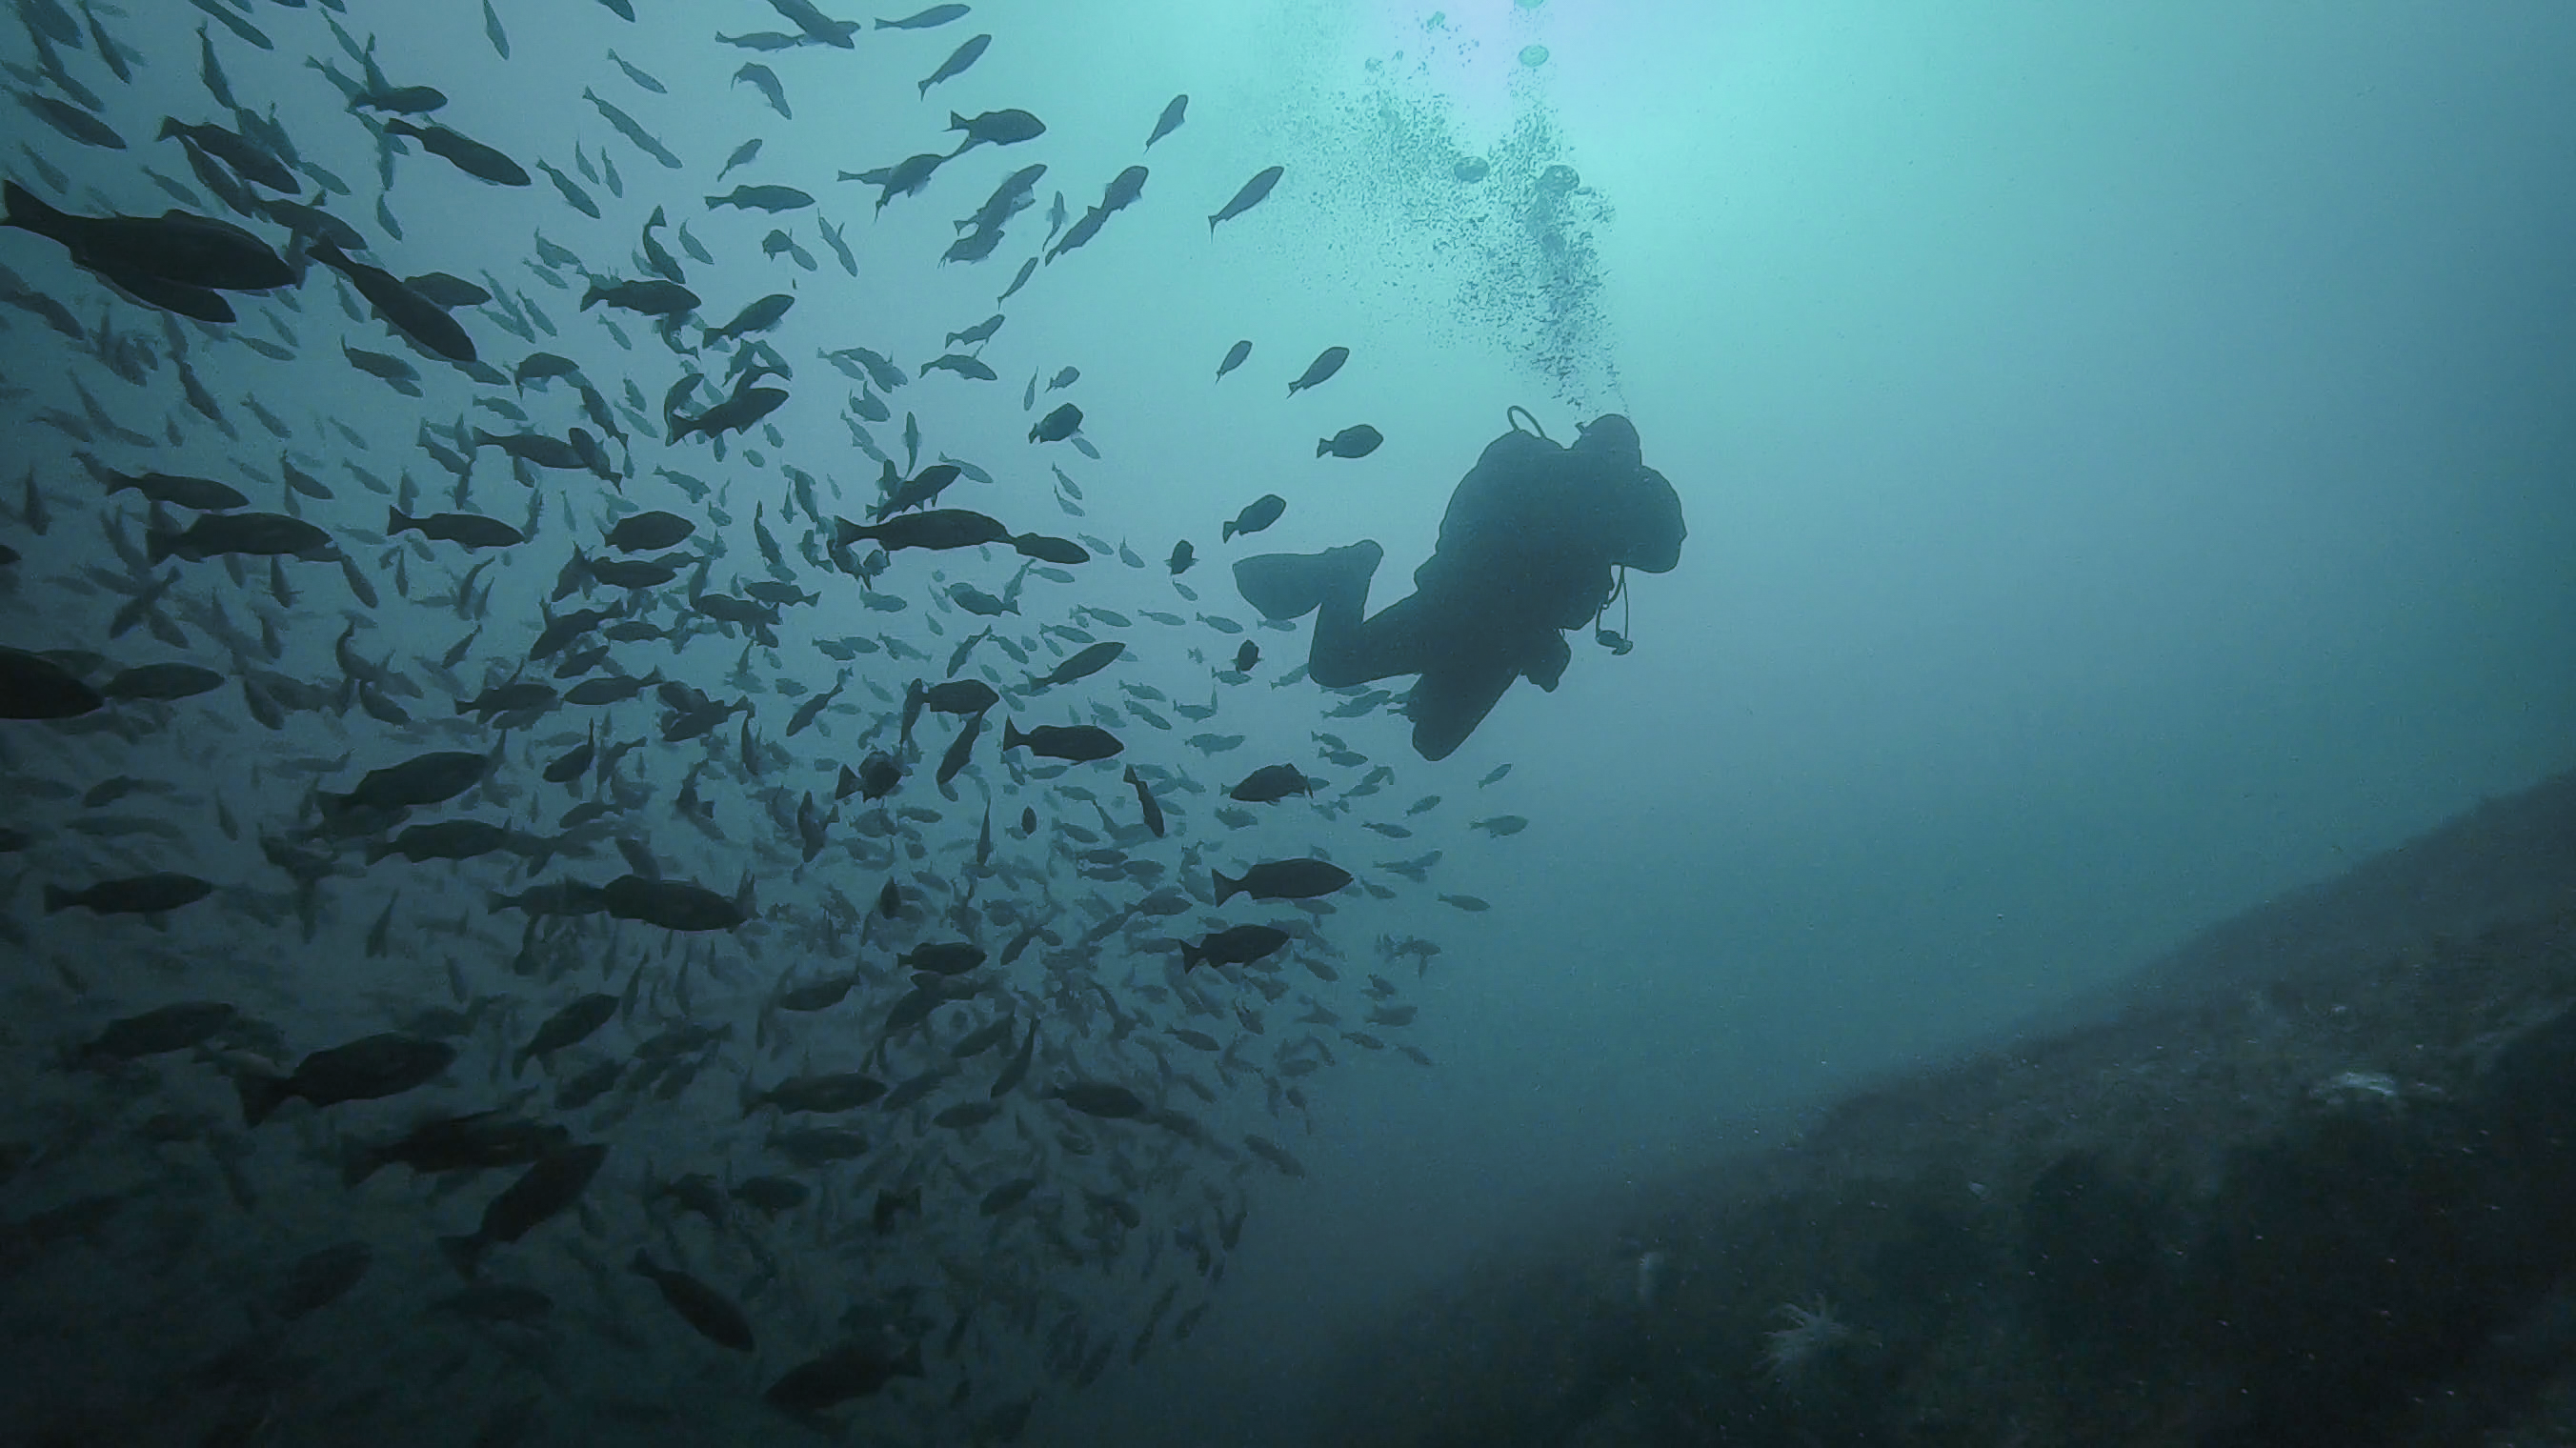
{"left": 2, "top": 2, "right": 2571, "bottom": 1443}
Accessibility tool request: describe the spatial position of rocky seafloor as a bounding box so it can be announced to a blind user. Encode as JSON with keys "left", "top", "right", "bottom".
{"left": 1318, "top": 767, "right": 2576, "bottom": 1447}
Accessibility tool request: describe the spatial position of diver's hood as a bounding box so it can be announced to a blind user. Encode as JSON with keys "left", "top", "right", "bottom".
{"left": 1574, "top": 413, "right": 1641, "bottom": 468}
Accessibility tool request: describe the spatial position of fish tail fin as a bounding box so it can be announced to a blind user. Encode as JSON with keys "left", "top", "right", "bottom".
{"left": 948, "top": 111, "right": 969, "bottom": 130}
{"left": 1001, "top": 718, "right": 1026, "bottom": 751}
{"left": 896, "top": 1340, "right": 925, "bottom": 1378}
{"left": 2, "top": 179, "right": 63, "bottom": 235}
{"left": 437, "top": 1234, "right": 485, "bottom": 1277}
{"left": 629, "top": 1249, "right": 656, "bottom": 1278}
{"left": 1181, "top": 940, "right": 1204, "bottom": 972}
{"left": 1316, "top": 437, "right": 1331, "bottom": 457}
{"left": 340, "top": 1143, "right": 383, "bottom": 1188}
{"left": 1212, "top": 871, "right": 1238, "bottom": 905}
{"left": 146, "top": 530, "right": 177, "bottom": 566}
{"left": 388, "top": 507, "right": 413, "bottom": 533}
{"left": 236, "top": 1071, "right": 290, "bottom": 1127}
{"left": 40, "top": 885, "right": 74, "bottom": 915}
{"left": 155, "top": 116, "right": 184, "bottom": 141}
{"left": 1221, "top": 522, "right": 1238, "bottom": 542}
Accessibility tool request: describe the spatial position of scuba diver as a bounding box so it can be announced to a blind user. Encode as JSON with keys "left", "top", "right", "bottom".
{"left": 1234, "top": 411, "right": 1686, "bottom": 761}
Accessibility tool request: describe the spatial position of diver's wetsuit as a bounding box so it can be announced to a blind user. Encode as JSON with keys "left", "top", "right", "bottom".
{"left": 1237, "top": 413, "right": 1685, "bottom": 761}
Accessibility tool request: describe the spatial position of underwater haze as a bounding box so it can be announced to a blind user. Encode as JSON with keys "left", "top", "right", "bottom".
{"left": 1, "top": 0, "right": 2572, "bottom": 1444}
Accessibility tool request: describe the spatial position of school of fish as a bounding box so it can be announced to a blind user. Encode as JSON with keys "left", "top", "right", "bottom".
{"left": 0, "top": 1, "right": 1532, "bottom": 1441}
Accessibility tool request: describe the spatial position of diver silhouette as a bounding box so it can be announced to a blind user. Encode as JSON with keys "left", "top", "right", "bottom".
{"left": 1234, "top": 411, "right": 1685, "bottom": 761}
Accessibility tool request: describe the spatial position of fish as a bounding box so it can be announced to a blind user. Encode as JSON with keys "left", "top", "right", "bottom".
{"left": 766, "top": 1338, "right": 926, "bottom": 1415}
{"left": 156, "top": 118, "right": 295, "bottom": 192}
{"left": 1168, "top": 540, "right": 1197, "bottom": 574}
{"left": 342, "top": 1112, "right": 571, "bottom": 1187}
{"left": 1214, "top": 858, "right": 1353, "bottom": 903}
{"left": 98, "top": 663, "right": 226, "bottom": 701}
{"left": 1287, "top": 345, "right": 1349, "bottom": 395}
{"left": 923, "top": 678, "right": 1001, "bottom": 714}
{"left": 1216, "top": 339, "right": 1251, "bottom": 380}
{"left": 440, "top": 1142, "right": 609, "bottom": 1276}
{"left": 904, "top": 942, "right": 986, "bottom": 975}
{"left": 607, "top": 47, "right": 665, "bottom": 91}
{"left": 1029, "top": 402, "right": 1081, "bottom": 443}
{"left": 834, "top": 508, "right": 1011, "bottom": 553}
{"left": 923, "top": 352, "right": 999, "bottom": 380}
{"left": 514, "top": 994, "right": 618, "bottom": 1072}
{"left": 769, "top": 0, "right": 862, "bottom": 47}
{"left": 1184, "top": 924, "right": 1292, "bottom": 972}
{"left": 1209, "top": 165, "right": 1285, "bottom": 231}
{"left": 1001, "top": 719, "right": 1123, "bottom": 762}
{"left": 1318, "top": 424, "right": 1383, "bottom": 459}
{"left": 607, "top": 510, "right": 695, "bottom": 551}
{"left": 1244, "top": 1135, "right": 1308, "bottom": 1178}
{"left": 820, "top": 215, "right": 859, "bottom": 274}
{"left": 404, "top": 271, "right": 491, "bottom": 307}
{"left": 368, "top": 820, "right": 513, "bottom": 864}
{"left": 1025, "top": 640, "right": 1122, "bottom": 689}
{"left": 381, "top": 118, "right": 530, "bottom": 186}
{"left": 1013, "top": 533, "right": 1088, "bottom": 565}
{"left": 948, "top": 109, "right": 1044, "bottom": 152}
{"left": 72, "top": 1002, "right": 239, "bottom": 1065}
{"left": 876, "top": 3, "right": 969, "bottom": 27}
{"left": 3, "top": 181, "right": 294, "bottom": 292}
{"left": 707, "top": 184, "right": 814, "bottom": 212}
{"left": 581, "top": 277, "right": 699, "bottom": 315}
{"left": 735, "top": 63, "right": 792, "bottom": 119}
{"left": 839, "top": 751, "right": 902, "bottom": 800}
{"left": 1125, "top": 765, "right": 1165, "bottom": 837}
{"left": 235, "top": 1034, "right": 457, "bottom": 1126}
{"left": 746, "top": 1071, "right": 886, "bottom": 1114}
{"left": 581, "top": 88, "right": 683, "bottom": 169}
{"left": 670, "top": 386, "right": 789, "bottom": 442}
{"left": 1049, "top": 1081, "right": 1145, "bottom": 1118}
{"left": 843, "top": 152, "right": 946, "bottom": 211}
{"left": 632, "top": 1250, "right": 755, "bottom": 1351}
{"left": 603, "top": 875, "right": 746, "bottom": 931}
{"left": 533, "top": 158, "right": 600, "bottom": 217}
{"left": 2, "top": 647, "right": 106, "bottom": 718}
{"left": 917, "top": 32, "right": 992, "bottom": 96}
{"left": 324, "top": 751, "right": 490, "bottom": 813}
{"left": 936, "top": 710, "right": 983, "bottom": 790}
{"left": 18, "top": 92, "right": 125, "bottom": 151}
{"left": 1223, "top": 493, "right": 1286, "bottom": 541}
{"left": 389, "top": 509, "right": 523, "bottom": 549}
{"left": 43, "top": 871, "right": 214, "bottom": 915}
{"left": 1147, "top": 93, "right": 1188, "bottom": 148}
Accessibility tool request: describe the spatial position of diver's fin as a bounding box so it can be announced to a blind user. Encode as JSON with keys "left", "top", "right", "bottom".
{"left": 1234, "top": 542, "right": 1381, "bottom": 622}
